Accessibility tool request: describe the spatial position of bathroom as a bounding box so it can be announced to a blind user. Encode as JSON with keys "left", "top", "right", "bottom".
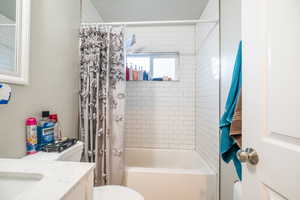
{"left": 0, "top": 0, "right": 299, "bottom": 200}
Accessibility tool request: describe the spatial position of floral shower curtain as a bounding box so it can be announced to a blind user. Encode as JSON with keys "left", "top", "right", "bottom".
{"left": 79, "top": 25, "right": 126, "bottom": 186}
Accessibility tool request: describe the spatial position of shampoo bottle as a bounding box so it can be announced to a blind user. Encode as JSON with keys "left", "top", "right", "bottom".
{"left": 133, "top": 66, "right": 138, "bottom": 80}
{"left": 25, "top": 118, "right": 38, "bottom": 154}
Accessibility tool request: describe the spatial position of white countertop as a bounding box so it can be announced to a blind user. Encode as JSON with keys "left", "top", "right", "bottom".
{"left": 0, "top": 159, "right": 95, "bottom": 200}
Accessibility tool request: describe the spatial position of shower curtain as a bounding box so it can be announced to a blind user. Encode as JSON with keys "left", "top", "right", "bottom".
{"left": 79, "top": 25, "right": 126, "bottom": 186}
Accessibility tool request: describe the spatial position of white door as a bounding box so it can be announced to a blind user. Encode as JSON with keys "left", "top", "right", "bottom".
{"left": 242, "top": 0, "right": 300, "bottom": 199}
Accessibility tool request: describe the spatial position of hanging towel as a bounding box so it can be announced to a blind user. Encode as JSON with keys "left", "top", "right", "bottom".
{"left": 230, "top": 92, "right": 242, "bottom": 148}
{"left": 0, "top": 83, "right": 11, "bottom": 104}
{"left": 220, "top": 41, "right": 242, "bottom": 180}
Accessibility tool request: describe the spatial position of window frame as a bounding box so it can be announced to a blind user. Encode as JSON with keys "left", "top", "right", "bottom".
{"left": 127, "top": 52, "right": 180, "bottom": 81}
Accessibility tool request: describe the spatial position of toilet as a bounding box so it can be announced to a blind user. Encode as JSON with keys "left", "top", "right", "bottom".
{"left": 23, "top": 141, "right": 144, "bottom": 200}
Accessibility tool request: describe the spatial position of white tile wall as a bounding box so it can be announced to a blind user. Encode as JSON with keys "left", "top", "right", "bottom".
{"left": 125, "top": 25, "right": 196, "bottom": 150}
{"left": 195, "top": 0, "right": 220, "bottom": 173}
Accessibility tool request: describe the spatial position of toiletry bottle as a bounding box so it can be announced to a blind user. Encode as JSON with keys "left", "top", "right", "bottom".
{"left": 129, "top": 64, "right": 133, "bottom": 81}
{"left": 137, "top": 67, "right": 140, "bottom": 80}
{"left": 126, "top": 65, "right": 129, "bottom": 81}
{"left": 25, "top": 117, "right": 38, "bottom": 154}
{"left": 133, "top": 66, "right": 138, "bottom": 81}
{"left": 148, "top": 71, "right": 152, "bottom": 81}
{"left": 143, "top": 70, "right": 147, "bottom": 80}
{"left": 139, "top": 67, "right": 143, "bottom": 80}
{"left": 49, "top": 114, "right": 62, "bottom": 142}
{"left": 37, "top": 111, "right": 55, "bottom": 150}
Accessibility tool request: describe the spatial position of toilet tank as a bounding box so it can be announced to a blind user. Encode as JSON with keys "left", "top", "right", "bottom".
{"left": 23, "top": 141, "right": 84, "bottom": 162}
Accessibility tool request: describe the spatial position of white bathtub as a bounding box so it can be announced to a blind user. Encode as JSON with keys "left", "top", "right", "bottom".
{"left": 124, "top": 148, "right": 217, "bottom": 200}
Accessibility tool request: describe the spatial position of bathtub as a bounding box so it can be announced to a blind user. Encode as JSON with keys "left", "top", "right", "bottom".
{"left": 124, "top": 148, "right": 217, "bottom": 200}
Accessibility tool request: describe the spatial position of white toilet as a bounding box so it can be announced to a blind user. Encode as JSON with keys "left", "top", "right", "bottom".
{"left": 23, "top": 142, "right": 144, "bottom": 200}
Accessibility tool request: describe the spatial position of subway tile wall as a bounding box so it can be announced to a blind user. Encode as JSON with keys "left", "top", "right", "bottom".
{"left": 195, "top": 0, "right": 220, "bottom": 173}
{"left": 125, "top": 26, "right": 196, "bottom": 149}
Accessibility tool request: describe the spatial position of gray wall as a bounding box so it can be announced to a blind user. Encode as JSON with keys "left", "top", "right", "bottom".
{"left": 92, "top": 0, "right": 209, "bottom": 22}
{"left": 81, "top": 0, "right": 103, "bottom": 23}
{"left": 0, "top": 0, "right": 81, "bottom": 158}
{"left": 220, "top": 0, "right": 241, "bottom": 199}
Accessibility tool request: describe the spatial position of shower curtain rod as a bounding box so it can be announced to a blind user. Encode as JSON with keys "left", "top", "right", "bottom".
{"left": 81, "top": 19, "right": 219, "bottom": 26}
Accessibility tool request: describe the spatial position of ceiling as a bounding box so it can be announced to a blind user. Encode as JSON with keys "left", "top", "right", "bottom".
{"left": 91, "top": 0, "right": 209, "bottom": 22}
{"left": 0, "top": 0, "right": 16, "bottom": 21}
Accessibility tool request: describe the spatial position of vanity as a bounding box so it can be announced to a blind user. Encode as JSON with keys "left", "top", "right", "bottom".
{"left": 0, "top": 159, "right": 95, "bottom": 200}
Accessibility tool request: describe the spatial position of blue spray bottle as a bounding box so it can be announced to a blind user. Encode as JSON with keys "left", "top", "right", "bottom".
{"left": 37, "top": 111, "right": 55, "bottom": 150}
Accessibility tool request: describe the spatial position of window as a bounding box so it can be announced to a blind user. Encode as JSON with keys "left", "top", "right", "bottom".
{"left": 127, "top": 53, "right": 178, "bottom": 81}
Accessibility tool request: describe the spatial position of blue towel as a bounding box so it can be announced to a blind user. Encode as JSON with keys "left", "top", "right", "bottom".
{"left": 220, "top": 41, "right": 242, "bottom": 180}
{"left": 0, "top": 83, "right": 11, "bottom": 104}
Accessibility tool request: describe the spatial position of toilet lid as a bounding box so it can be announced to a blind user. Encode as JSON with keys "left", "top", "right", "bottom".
{"left": 93, "top": 186, "right": 144, "bottom": 200}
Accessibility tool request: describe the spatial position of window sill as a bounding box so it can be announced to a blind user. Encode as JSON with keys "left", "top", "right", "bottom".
{"left": 126, "top": 80, "right": 180, "bottom": 82}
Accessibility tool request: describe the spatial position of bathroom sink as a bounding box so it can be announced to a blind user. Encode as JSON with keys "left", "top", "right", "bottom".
{"left": 0, "top": 172, "right": 43, "bottom": 200}
{"left": 0, "top": 159, "right": 95, "bottom": 200}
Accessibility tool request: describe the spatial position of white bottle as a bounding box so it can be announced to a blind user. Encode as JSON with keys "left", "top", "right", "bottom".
{"left": 138, "top": 67, "right": 143, "bottom": 80}
{"left": 49, "top": 114, "right": 62, "bottom": 142}
{"left": 129, "top": 64, "right": 133, "bottom": 81}
{"left": 148, "top": 71, "right": 152, "bottom": 81}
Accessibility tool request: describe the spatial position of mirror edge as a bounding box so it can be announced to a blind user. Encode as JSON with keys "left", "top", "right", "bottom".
{"left": 0, "top": 0, "right": 31, "bottom": 85}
